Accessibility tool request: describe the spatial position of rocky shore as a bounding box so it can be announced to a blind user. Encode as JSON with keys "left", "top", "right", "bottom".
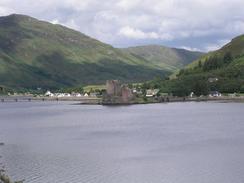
{"left": 0, "top": 143, "right": 23, "bottom": 183}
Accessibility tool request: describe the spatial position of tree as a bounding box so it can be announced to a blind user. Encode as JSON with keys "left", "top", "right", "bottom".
{"left": 192, "top": 80, "right": 209, "bottom": 96}
{"left": 240, "top": 85, "right": 244, "bottom": 93}
{"left": 223, "top": 52, "right": 233, "bottom": 64}
{"left": 198, "top": 60, "right": 202, "bottom": 68}
{"left": 128, "top": 83, "right": 133, "bottom": 89}
{"left": 203, "top": 56, "right": 222, "bottom": 71}
{"left": 170, "top": 80, "right": 191, "bottom": 97}
{"left": 178, "top": 69, "right": 185, "bottom": 76}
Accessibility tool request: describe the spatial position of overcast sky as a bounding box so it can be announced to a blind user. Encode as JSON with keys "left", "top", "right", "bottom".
{"left": 1, "top": 0, "right": 244, "bottom": 52}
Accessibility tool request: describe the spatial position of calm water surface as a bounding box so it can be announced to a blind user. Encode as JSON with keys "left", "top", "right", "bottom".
{"left": 0, "top": 101, "right": 244, "bottom": 183}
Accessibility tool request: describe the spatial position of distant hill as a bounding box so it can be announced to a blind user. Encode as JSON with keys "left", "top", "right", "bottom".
{"left": 166, "top": 35, "right": 244, "bottom": 96}
{"left": 122, "top": 45, "right": 204, "bottom": 72}
{"left": 185, "top": 34, "right": 244, "bottom": 69}
{"left": 0, "top": 14, "right": 203, "bottom": 90}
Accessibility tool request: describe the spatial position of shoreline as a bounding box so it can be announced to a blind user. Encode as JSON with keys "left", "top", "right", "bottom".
{"left": 92, "top": 96, "right": 244, "bottom": 105}
{"left": 0, "top": 96, "right": 243, "bottom": 105}
{"left": 0, "top": 96, "right": 101, "bottom": 103}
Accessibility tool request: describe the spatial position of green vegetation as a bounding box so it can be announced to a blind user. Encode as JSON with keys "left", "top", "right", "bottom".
{"left": 145, "top": 35, "right": 244, "bottom": 97}
{"left": 56, "top": 86, "right": 84, "bottom": 94}
{"left": 0, "top": 14, "right": 202, "bottom": 91}
{"left": 83, "top": 85, "right": 106, "bottom": 93}
{"left": 0, "top": 86, "right": 14, "bottom": 95}
{"left": 122, "top": 45, "right": 204, "bottom": 72}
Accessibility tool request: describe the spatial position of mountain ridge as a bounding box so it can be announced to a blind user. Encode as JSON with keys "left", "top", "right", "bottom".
{"left": 122, "top": 45, "right": 204, "bottom": 71}
{"left": 0, "top": 14, "right": 203, "bottom": 89}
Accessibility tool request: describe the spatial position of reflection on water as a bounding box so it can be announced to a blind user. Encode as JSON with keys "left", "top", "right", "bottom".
{"left": 0, "top": 102, "right": 244, "bottom": 183}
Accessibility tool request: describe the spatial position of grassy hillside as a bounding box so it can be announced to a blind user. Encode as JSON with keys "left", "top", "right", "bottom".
{"left": 0, "top": 14, "right": 202, "bottom": 90}
{"left": 151, "top": 35, "right": 244, "bottom": 96}
{"left": 122, "top": 45, "right": 204, "bottom": 72}
{"left": 185, "top": 34, "right": 244, "bottom": 69}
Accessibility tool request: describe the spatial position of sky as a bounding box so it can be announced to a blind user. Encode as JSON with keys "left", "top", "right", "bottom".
{"left": 1, "top": 0, "right": 244, "bottom": 52}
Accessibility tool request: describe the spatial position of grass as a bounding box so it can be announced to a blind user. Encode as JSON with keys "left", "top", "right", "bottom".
{"left": 122, "top": 45, "right": 204, "bottom": 72}
{"left": 83, "top": 85, "right": 106, "bottom": 92}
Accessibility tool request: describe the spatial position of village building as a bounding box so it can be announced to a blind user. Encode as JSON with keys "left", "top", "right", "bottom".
{"left": 209, "top": 91, "right": 222, "bottom": 97}
{"left": 45, "top": 90, "right": 54, "bottom": 97}
{"left": 90, "top": 92, "right": 99, "bottom": 97}
{"left": 190, "top": 92, "right": 194, "bottom": 98}
{"left": 146, "top": 89, "right": 160, "bottom": 97}
{"left": 71, "top": 92, "right": 82, "bottom": 97}
{"left": 132, "top": 88, "right": 143, "bottom": 95}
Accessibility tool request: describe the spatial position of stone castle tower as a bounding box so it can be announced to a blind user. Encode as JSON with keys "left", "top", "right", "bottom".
{"left": 103, "top": 80, "right": 134, "bottom": 104}
{"left": 106, "top": 80, "right": 121, "bottom": 96}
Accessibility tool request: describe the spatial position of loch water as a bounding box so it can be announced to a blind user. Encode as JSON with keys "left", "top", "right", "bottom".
{"left": 0, "top": 101, "right": 244, "bottom": 183}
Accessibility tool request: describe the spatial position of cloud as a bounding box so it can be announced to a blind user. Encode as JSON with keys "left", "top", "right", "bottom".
{"left": 116, "top": 0, "right": 140, "bottom": 10}
{"left": 180, "top": 46, "right": 202, "bottom": 52}
{"left": 0, "top": 0, "right": 244, "bottom": 50}
{"left": 0, "top": 5, "right": 14, "bottom": 16}
{"left": 118, "top": 26, "right": 159, "bottom": 39}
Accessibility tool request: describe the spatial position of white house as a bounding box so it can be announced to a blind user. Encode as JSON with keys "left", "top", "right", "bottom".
{"left": 72, "top": 92, "right": 82, "bottom": 97}
{"left": 146, "top": 89, "right": 160, "bottom": 97}
{"left": 90, "top": 92, "right": 98, "bottom": 97}
{"left": 45, "top": 90, "right": 54, "bottom": 97}
{"left": 209, "top": 91, "right": 222, "bottom": 97}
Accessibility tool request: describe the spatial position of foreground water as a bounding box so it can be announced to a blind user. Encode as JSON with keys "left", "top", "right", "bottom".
{"left": 0, "top": 101, "right": 244, "bottom": 183}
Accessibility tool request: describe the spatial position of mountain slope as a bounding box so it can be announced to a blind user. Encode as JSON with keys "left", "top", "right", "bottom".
{"left": 121, "top": 45, "right": 204, "bottom": 71}
{"left": 185, "top": 34, "right": 244, "bottom": 69}
{"left": 167, "top": 34, "right": 244, "bottom": 95}
{"left": 0, "top": 14, "right": 203, "bottom": 89}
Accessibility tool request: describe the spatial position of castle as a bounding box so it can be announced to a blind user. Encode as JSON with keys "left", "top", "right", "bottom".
{"left": 103, "top": 80, "right": 134, "bottom": 104}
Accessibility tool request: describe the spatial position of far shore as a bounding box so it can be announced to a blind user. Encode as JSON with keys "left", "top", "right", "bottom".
{"left": 0, "top": 95, "right": 244, "bottom": 105}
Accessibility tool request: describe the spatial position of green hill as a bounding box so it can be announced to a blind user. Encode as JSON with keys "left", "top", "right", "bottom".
{"left": 162, "top": 35, "right": 244, "bottom": 96}
{"left": 0, "top": 14, "right": 203, "bottom": 90}
{"left": 122, "top": 45, "right": 204, "bottom": 72}
{"left": 185, "top": 34, "right": 244, "bottom": 69}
